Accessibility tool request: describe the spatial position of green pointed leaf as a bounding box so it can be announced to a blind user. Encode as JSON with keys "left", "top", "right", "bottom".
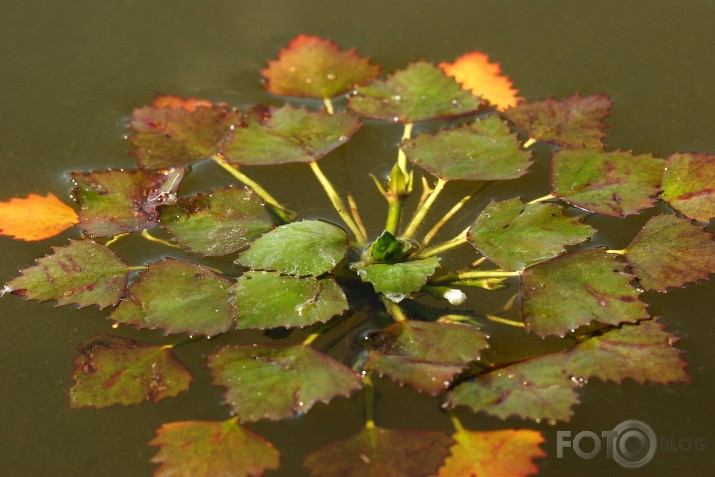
{"left": 623, "top": 214, "right": 715, "bottom": 291}
{"left": 130, "top": 97, "right": 239, "bottom": 168}
{"left": 364, "top": 321, "right": 488, "bottom": 394}
{"left": 261, "top": 34, "right": 379, "bottom": 99}
{"left": 71, "top": 168, "right": 184, "bottom": 237}
{"left": 110, "top": 258, "right": 235, "bottom": 336}
{"left": 401, "top": 116, "right": 532, "bottom": 181}
{"left": 448, "top": 353, "right": 579, "bottom": 422}
{"left": 6, "top": 239, "right": 130, "bottom": 308}
{"left": 303, "top": 427, "right": 452, "bottom": 477}
{"left": 660, "top": 153, "right": 715, "bottom": 222}
{"left": 232, "top": 271, "right": 348, "bottom": 329}
{"left": 521, "top": 248, "right": 649, "bottom": 337}
{"left": 368, "top": 230, "right": 417, "bottom": 264}
{"left": 349, "top": 62, "right": 481, "bottom": 123}
{"left": 551, "top": 148, "right": 663, "bottom": 217}
{"left": 566, "top": 319, "right": 689, "bottom": 385}
{"left": 150, "top": 419, "right": 280, "bottom": 477}
{"left": 505, "top": 94, "right": 611, "bottom": 148}
{"left": 207, "top": 344, "right": 361, "bottom": 421}
{"left": 69, "top": 335, "right": 192, "bottom": 408}
{"left": 159, "top": 187, "right": 273, "bottom": 256}
{"left": 353, "top": 257, "right": 441, "bottom": 302}
{"left": 236, "top": 220, "right": 348, "bottom": 276}
{"left": 468, "top": 198, "right": 595, "bottom": 271}
{"left": 221, "top": 105, "right": 361, "bottom": 166}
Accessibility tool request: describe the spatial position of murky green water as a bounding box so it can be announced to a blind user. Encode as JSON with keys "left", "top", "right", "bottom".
{"left": 1, "top": 1, "right": 713, "bottom": 476}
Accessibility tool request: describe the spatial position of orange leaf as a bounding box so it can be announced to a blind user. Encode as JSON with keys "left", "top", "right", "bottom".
{"left": 151, "top": 95, "right": 215, "bottom": 112}
{"left": 0, "top": 193, "right": 78, "bottom": 241}
{"left": 440, "top": 52, "right": 520, "bottom": 111}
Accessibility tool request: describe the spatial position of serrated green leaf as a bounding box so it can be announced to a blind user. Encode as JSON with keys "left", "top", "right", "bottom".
{"left": 566, "top": 319, "right": 689, "bottom": 385}
{"left": 6, "top": 239, "right": 130, "bottom": 308}
{"left": 551, "top": 149, "right": 663, "bottom": 217}
{"left": 467, "top": 198, "right": 595, "bottom": 271}
{"left": 349, "top": 62, "right": 481, "bottom": 123}
{"left": 401, "top": 115, "right": 532, "bottom": 181}
{"left": 221, "top": 105, "right": 361, "bottom": 166}
{"left": 505, "top": 94, "right": 611, "bottom": 148}
{"left": 368, "top": 230, "right": 417, "bottom": 264}
{"left": 110, "top": 258, "right": 235, "bottom": 336}
{"left": 207, "top": 344, "right": 361, "bottom": 422}
{"left": 261, "top": 34, "right": 379, "bottom": 99}
{"left": 364, "top": 321, "right": 488, "bottom": 394}
{"left": 69, "top": 335, "right": 192, "bottom": 408}
{"left": 660, "top": 153, "right": 715, "bottom": 222}
{"left": 150, "top": 419, "right": 280, "bottom": 477}
{"left": 353, "top": 256, "right": 441, "bottom": 302}
{"left": 71, "top": 168, "right": 184, "bottom": 237}
{"left": 236, "top": 220, "right": 348, "bottom": 276}
{"left": 521, "top": 249, "right": 649, "bottom": 337}
{"left": 448, "top": 353, "right": 579, "bottom": 422}
{"left": 159, "top": 187, "right": 273, "bottom": 256}
{"left": 303, "top": 427, "right": 452, "bottom": 477}
{"left": 232, "top": 271, "right": 347, "bottom": 329}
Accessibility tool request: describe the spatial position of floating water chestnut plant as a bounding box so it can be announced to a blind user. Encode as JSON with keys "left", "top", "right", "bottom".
{"left": 2, "top": 34, "right": 714, "bottom": 476}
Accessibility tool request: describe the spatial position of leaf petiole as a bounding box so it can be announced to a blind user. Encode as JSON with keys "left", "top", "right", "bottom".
{"left": 486, "top": 314, "right": 526, "bottom": 327}
{"left": 396, "top": 122, "right": 414, "bottom": 176}
{"left": 527, "top": 193, "right": 556, "bottom": 204}
{"left": 141, "top": 229, "right": 181, "bottom": 249}
{"left": 104, "top": 233, "right": 129, "bottom": 246}
{"left": 422, "top": 186, "right": 480, "bottom": 245}
{"left": 322, "top": 97, "right": 335, "bottom": 115}
{"left": 418, "top": 225, "right": 469, "bottom": 258}
{"left": 381, "top": 296, "right": 407, "bottom": 322}
{"left": 403, "top": 178, "right": 447, "bottom": 239}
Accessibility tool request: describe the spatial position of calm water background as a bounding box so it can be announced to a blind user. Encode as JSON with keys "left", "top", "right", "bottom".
{"left": 1, "top": 1, "right": 714, "bottom": 476}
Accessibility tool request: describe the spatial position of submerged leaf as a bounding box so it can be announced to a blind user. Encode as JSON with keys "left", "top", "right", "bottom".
{"left": 440, "top": 51, "right": 520, "bottom": 111}
{"left": 304, "top": 427, "right": 452, "bottom": 477}
{"left": 349, "top": 62, "right": 481, "bottom": 123}
{"left": 6, "top": 239, "right": 130, "bottom": 308}
{"left": 0, "top": 193, "right": 77, "bottom": 241}
{"left": 221, "top": 105, "right": 361, "bottom": 166}
{"left": 207, "top": 344, "right": 361, "bottom": 422}
{"left": 110, "top": 258, "right": 235, "bottom": 336}
{"left": 232, "top": 271, "right": 347, "bottom": 329}
{"left": 365, "top": 321, "right": 488, "bottom": 394}
{"left": 71, "top": 168, "right": 184, "bottom": 237}
{"left": 353, "top": 257, "right": 441, "bottom": 302}
{"left": 150, "top": 419, "right": 280, "bottom": 477}
{"left": 448, "top": 353, "right": 579, "bottom": 422}
{"left": 261, "top": 34, "right": 379, "bottom": 99}
{"left": 623, "top": 214, "right": 715, "bottom": 291}
{"left": 468, "top": 198, "right": 595, "bottom": 271}
{"left": 505, "top": 94, "right": 611, "bottom": 148}
{"left": 236, "top": 220, "right": 348, "bottom": 276}
{"left": 521, "top": 248, "right": 648, "bottom": 337}
{"left": 159, "top": 187, "right": 273, "bottom": 256}
{"left": 401, "top": 115, "right": 532, "bottom": 181}
{"left": 660, "top": 153, "right": 715, "bottom": 222}
{"left": 70, "top": 335, "right": 192, "bottom": 408}
{"left": 551, "top": 149, "right": 663, "bottom": 217}
{"left": 566, "top": 319, "right": 689, "bottom": 385}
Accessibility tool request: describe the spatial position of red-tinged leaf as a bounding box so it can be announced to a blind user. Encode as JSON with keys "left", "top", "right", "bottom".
{"left": 364, "top": 321, "right": 488, "bottom": 394}
{"left": 623, "top": 214, "right": 715, "bottom": 291}
{"left": 220, "top": 105, "right": 361, "bottom": 166}
{"left": 349, "top": 62, "right": 482, "bottom": 123}
{"left": 130, "top": 96, "right": 239, "bottom": 168}
{"left": 551, "top": 149, "right": 663, "bottom": 217}
{"left": 71, "top": 168, "right": 184, "bottom": 237}
{"left": 521, "top": 249, "right": 649, "bottom": 338}
{"left": 110, "top": 258, "right": 235, "bottom": 337}
{"left": 505, "top": 94, "right": 611, "bottom": 148}
{"left": 6, "top": 239, "right": 130, "bottom": 308}
{"left": 566, "top": 319, "right": 690, "bottom": 385}
{"left": 448, "top": 353, "right": 579, "bottom": 423}
{"left": 261, "top": 34, "right": 379, "bottom": 99}
{"left": 440, "top": 51, "right": 520, "bottom": 111}
{"left": 435, "top": 428, "right": 545, "bottom": 477}
{"left": 660, "top": 153, "right": 715, "bottom": 222}
{"left": 207, "top": 344, "right": 361, "bottom": 422}
{"left": 0, "top": 193, "right": 77, "bottom": 241}
{"left": 69, "top": 335, "right": 192, "bottom": 408}
{"left": 304, "top": 426, "right": 453, "bottom": 477}
{"left": 150, "top": 419, "right": 280, "bottom": 477}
